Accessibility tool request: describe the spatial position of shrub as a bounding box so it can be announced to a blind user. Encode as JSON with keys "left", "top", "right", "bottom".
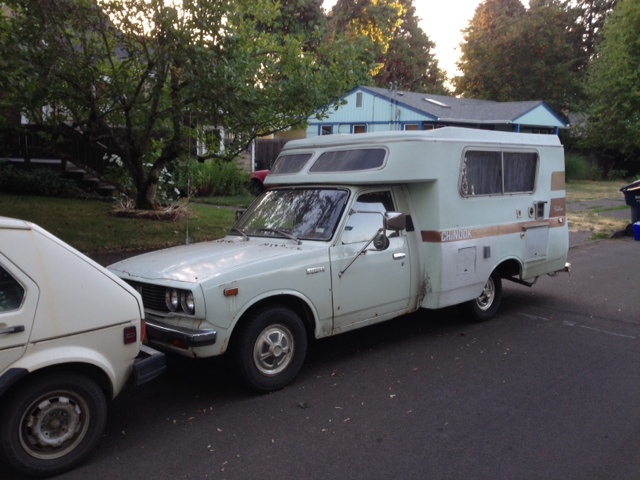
{"left": 606, "top": 168, "right": 628, "bottom": 180}
{"left": 565, "top": 154, "right": 592, "bottom": 181}
{"left": 174, "top": 159, "right": 250, "bottom": 197}
{"left": 0, "top": 162, "right": 79, "bottom": 197}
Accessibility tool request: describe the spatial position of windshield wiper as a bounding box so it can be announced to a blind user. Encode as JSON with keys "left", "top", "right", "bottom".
{"left": 230, "top": 227, "right": 249, "bottom": 241}
{"left": 259, "top": 228, "right": 302, "bottom": 245}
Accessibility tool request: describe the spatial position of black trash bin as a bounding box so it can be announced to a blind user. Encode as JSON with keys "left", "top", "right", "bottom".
{"left": 620, "top": 179, "right": 640, "bottom": 224}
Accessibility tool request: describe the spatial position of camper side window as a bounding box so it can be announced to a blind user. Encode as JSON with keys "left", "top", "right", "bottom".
{"left": 342, "top": 191, "right": 395, "bottom": 244}
{"left": 461, "top": 150, "right": 538, "bottom": 196}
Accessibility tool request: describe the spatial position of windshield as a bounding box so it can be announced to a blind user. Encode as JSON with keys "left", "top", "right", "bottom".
{"left": 233, "top": 188, "right": 349, "bottom": 242}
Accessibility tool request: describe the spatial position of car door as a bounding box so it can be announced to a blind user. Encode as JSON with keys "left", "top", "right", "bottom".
{"left": 0, "top": 257, "right": 38, "bottom": 373}
{"left": 329, "top": 190, "right": 411, "bottom": 333}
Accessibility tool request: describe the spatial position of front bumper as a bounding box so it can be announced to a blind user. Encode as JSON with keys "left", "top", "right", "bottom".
{"left": 132, "top": 344, "right": 166, "bottom": 386}
{"left": 144, "top": 317, "right": 217, "bottom": 350}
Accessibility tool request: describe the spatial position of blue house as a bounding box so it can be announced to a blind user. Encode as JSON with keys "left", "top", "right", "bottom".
{"left": 306, "top": 86, "right": 568, "bottom": 137}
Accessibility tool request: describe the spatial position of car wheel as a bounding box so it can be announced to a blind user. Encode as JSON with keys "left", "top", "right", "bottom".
{"left": 233, "top": 305, "right": 307, "bottom": 393}
{"left": 465, "top": 270, "right": 502, "bottom": 322}
{"left": 250, "top": 179, "right": 264, "bottom": 196}
{"left": 0, "top": 372, "right": 108, "bottom": 478}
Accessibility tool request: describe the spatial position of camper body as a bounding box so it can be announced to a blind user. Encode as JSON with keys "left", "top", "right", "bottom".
{"left": 109, "top": 128, "right": 570, "bottom": 392}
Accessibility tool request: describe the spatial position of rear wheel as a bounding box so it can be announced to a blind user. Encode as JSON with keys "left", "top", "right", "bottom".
{"left": 233, "top": 305, "right": 307, "bottom": 393}
{"left": 465, "top": 270, "right": 502, "bottom": 322}
{"left": 0, "top": 372, "right": 108, "bottom": 478}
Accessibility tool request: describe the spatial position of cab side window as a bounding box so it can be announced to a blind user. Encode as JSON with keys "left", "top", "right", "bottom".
{"left": 342, "top": 191, "right": 395, "bottom": 244}
{"left": 0, "top": 265, "right": 25, "bottom": 312}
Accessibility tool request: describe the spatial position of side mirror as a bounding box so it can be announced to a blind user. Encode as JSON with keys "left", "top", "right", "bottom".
{"left": 384, "top": 212, "right": 406, "bottom": 231}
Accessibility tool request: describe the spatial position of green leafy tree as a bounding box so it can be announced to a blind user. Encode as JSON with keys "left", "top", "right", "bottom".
{"left": 575, "top": 0, "right": 618, "bottom": 60}
{"left": 455, "top": 0, "right": 584, "bottom": 115}
{"left": 372, "top": 0, "right": 448, "bottom": 93}
{"left": 0, "top": 0, "right": 363, "bottom": 209}
{"left": 328, "top": 0, "right": 406, "bottom": 77}
{"left": 585, "top": 0, "right": 640, "bottom": 160}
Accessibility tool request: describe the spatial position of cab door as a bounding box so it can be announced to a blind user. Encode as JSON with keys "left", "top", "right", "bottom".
{"left": 329, "top": 190, "right": 411, "bottom": 333}
{"left": 0, "top": 257, "right": 38, "bottom": 373}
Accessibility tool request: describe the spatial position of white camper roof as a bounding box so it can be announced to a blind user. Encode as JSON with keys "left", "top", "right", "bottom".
{"left": 266, "top": 127, "right": 562, "bottom": 186}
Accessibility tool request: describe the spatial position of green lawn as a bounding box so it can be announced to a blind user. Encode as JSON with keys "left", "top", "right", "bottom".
{"left": 0, "top": 195, "right": 248, "bottom": 254}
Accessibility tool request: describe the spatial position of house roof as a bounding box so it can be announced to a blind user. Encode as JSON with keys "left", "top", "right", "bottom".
{"left": 358, "top": 86, "right": 568, "bottom": 129}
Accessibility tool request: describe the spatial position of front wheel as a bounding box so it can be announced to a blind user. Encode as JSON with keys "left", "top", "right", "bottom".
{"left": 0, "top": 372, "right": 108, "bottom": 478}
{"left": 233, "top": 305, "right": 308, "bottom": 393}
{"left": 465, "top": 270, "right": 502, "bottom": 322}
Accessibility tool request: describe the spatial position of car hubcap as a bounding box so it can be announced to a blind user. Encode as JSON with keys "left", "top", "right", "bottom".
{"left": 476, "top": 277, "right": 495, "bottom": 311}
{"left": 20, "top": 392, "right": 89, "bottom": 459}
{"left": 253, "top": 324, "right": 294, "bottom": 376}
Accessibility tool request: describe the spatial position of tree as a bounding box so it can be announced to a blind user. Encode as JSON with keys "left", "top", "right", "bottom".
{"left": 0, "top": 0, "right": 365, "bottom": 209}
{"left": 455, "top": 0, "right": 584, "bottom": 115}
{"left": 328, "top": 0, "right": 406, "bottom": 77}
{"left": 574, "top": 0, "right": 618, "bottom": 61}
{"left": 585, "top": 0, "right": 640, "bottom": 161}
{"left": 372, "top": 0, "right": 448, "bottom": 93}
{"left": 454, "top": 0, "right": 527, "bottom": 100}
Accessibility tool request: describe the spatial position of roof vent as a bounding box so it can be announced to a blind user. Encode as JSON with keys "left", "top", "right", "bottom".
{"left": 423, "top": 98, "right": 450, "bottom": 108}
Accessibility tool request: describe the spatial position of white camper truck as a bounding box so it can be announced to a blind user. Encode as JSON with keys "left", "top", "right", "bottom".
{"left": 109, "top": 127, "right": 570, "bottom": 392}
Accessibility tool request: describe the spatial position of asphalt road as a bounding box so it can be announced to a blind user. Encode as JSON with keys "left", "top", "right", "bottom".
{"left": 2, "top": 236, "right": 639, "bottom": 480}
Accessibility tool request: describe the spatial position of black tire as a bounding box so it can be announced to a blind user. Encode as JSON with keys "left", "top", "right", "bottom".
{"left": 250, "top": 179, "right": 264, "bottom": 196}
{"left": 465, "top": 270, "right": 503, "bottom": 322}
{"left": 233, "top": 305, "right": 308, "bottom": 393}
{"left": 0, "top": 372, "right": 108, "bottom": 478}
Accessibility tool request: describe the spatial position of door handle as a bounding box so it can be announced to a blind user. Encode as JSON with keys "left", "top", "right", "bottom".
{"left": 0, "top": 325, "right": 25, "bottom": 335}
{"left": 393, "top": 253, "right": 406, "bottom": 260}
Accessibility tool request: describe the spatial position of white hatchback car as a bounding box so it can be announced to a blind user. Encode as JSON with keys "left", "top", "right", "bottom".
{"left": 0, "top": 216, "right": 165, "bottom": 478}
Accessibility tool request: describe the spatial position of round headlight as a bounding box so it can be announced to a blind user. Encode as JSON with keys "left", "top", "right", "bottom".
{"left": 165, "top": 288, "right": 180, "bottom": 311}
{"left": 181, "top": 291, "right": 195, "bottom": 315}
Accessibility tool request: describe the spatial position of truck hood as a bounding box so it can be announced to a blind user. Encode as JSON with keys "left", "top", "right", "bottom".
{"left": 108, "top": 237, "right": 319, "bottom": 284}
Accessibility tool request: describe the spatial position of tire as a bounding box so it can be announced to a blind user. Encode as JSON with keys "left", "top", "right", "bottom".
{"left": 250, "top": 179, "right": 264, "bottom": 196}
{"left": 0, "top": 372, "right": 108, "bottom": 478}
{"left": 465, "top": 270, "right": 503, "bottom": 322}
{"left": 233, "top": 305, "right": 308, "bottom": 393}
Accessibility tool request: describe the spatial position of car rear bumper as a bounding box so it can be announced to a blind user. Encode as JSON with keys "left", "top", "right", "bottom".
{"left": 132, "top": 344, "right": 167, "bottom": 386}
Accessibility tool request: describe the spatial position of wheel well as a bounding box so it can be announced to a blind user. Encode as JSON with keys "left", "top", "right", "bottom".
{"left": 1, "top": 363, "right": 113, "bottom": 403}
{"left": 234, "top": 295, "right": 315, "bottom": 339}
{"left": 495, "top": 258, "right": 521, "bottom": 279}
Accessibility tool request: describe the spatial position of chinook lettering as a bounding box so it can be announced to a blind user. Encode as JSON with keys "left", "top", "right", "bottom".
{"left": 441, "top": 228, "right": 473, "bottom": 242}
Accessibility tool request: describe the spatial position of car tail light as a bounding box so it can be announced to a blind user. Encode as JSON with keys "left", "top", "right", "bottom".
{"left": 123, "top": 325, "right": 137, "bottom": 344}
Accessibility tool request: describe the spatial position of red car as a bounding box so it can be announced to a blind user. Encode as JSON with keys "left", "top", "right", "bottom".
{"left": 250, "top": 169, "right": 269, "bottom": 195}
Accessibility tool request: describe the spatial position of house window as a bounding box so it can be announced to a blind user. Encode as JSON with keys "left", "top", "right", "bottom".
{"left": 356, "top": 92, "right": 363, "bottom": 108}
{"left": 321, "top": 125, "right": 333, "bottom": 135}
{"left": 404, "top": 124, "right": 419, "bottom": 131}
{"left": 353, "top": 124, "right": 367, "bottom": 134}
{"left": 197, "top": 127, "right": 223, "bottom": 156}
{"left": 460, "top": 150, "right": 538, "bottom": 197}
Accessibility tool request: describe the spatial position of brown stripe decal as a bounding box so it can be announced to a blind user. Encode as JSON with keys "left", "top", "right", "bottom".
{"left": 421, "top": 218, "right": 566, "bottom": 243}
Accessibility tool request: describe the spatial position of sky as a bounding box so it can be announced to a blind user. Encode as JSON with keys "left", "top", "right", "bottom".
{"left": 322, "top": 0, "right": 485, "bottom": 79}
